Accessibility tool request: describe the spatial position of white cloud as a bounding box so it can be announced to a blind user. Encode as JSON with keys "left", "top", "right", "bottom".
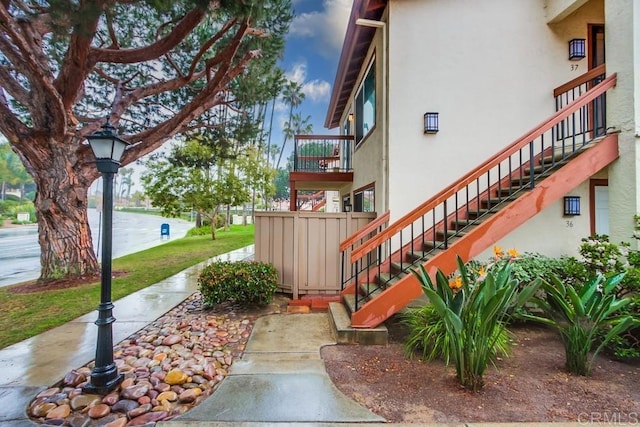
{"left": 289, "top": 0, "right": 351, "bottom": 57}
{"left": 284, "top": 61, "right": 331, "bottom": 103}
{"left": 302, "top": 80, "right": 331, "bottom": 102}
{"left": 286, "top": 62, "right": 307, "bottom": 84}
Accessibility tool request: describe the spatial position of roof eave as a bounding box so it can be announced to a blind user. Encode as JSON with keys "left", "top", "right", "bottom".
{"left": 324, "top": 0, "right": 387, "bottom": 129}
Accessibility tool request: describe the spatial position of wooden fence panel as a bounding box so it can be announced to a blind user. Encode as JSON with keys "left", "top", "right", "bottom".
{"left": 254, "top": 212, "right": 376, "bottom": 298}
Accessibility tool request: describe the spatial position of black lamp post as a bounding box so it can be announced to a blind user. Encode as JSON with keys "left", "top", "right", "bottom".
{"left": 83, "top": 121, "right": 130, "bottom": 395}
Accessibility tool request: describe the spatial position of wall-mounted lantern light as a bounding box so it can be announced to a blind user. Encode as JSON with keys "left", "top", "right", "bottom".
{"left": 424, "top": 112, "right": 439, "bottom": 134}
{"left": 344, "top": 200, "right": 352, "bottom": 212}
{"left": 348, "top": 112, "right": 354, "bottom": 122}
{"left": 564, "top": 196, "right": 581, "bottom": 216}
{"left": 569, "top": 38, "right": 586, "bottom": 61}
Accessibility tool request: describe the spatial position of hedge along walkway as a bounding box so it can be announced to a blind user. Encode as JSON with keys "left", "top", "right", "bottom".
{"left": 198, "top": 258, "right": 279, "bottom": 307}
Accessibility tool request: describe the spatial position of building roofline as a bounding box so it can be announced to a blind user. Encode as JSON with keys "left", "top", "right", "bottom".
{"left": 324, "top": 0, "right": 387, "bottom": 129}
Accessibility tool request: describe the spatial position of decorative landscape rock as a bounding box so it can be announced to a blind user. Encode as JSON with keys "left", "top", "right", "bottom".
{"left": 70, "top": 394, "right": 101, "bottom": 410}
{"left": 26, "top": 292, "right": 275, "bottom": 426}
{"left": 45, "top": 404, "right": 70, "bottom": 419}
{"left": 111, "top": 399, "right": 139, "bottom": 414}
{"left": 62, "top": 370, "right": 86, "bottom": 387}
{"left": 87, "top": 403, "right": 110, "bottom": 419}
{"left": 121, "top": 383, "right": 150, "bottom": 400}
{"left": 164, "top": 369, "right": 188, "bottom": 386}
{"left": 178, "top": 387, "right": 202, "bottom": 403}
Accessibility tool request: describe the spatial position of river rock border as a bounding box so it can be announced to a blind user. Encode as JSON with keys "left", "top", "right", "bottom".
{"left": 27, "top": 292, "right": 283, "bottom": 426}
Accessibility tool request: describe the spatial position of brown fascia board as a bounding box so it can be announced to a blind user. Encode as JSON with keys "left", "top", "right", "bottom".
{"left": 324, "top": 0, "right": 387, "bottom": 129}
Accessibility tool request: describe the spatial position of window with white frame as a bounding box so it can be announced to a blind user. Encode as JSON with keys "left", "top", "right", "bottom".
{"left": 354, "top": 186, "right": 375, "bottom": 212}
{"left": 355, "top": 59, "right": 375, "bottom": 145}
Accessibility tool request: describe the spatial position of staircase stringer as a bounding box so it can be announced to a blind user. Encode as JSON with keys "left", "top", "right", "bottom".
{"left": 350, "top": 133, "right": 619, "bottom": 328}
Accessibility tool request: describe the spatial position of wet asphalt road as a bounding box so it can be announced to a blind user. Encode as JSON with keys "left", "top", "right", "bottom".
{"left": 0, "top": 210, "right": 194, "bottom": 287}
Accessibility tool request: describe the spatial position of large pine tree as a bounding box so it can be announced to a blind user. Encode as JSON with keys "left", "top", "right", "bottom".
{"left": 0, "top": 0, "right": 291, "bottom": 282}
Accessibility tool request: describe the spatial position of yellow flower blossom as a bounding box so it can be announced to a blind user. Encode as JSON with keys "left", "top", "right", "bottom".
{"left": 493, "top": 245, "right": 504, "bottom": 258}
{"left": 475, "top": 265, "right": 487, "bottom": 283}
{"left": 449, "top": 276, "right": 463, "bottom": 291}
{"left": 507, "top": 248, "right": 519, "bottom": 258}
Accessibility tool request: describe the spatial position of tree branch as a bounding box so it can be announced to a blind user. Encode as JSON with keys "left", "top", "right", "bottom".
{"left": 0, "top": 65, "right": 31, "bottom": 107}
{"left": 121, "top": 46, "right": 256, "bottom": 167}
{"left": 53, "top": 2, "right": 103, "bottom": 112}
{"left": 187, "top": 17, "right": 236, "bottom": 78}
{"left": 0, "top": 89, "right": 31, "bottom": 143}
{"left": 89, "top": 6, "right": 208, "bottom": 64}
{"left": 104, "top": 8, "right": 120, "bottom": 49}
{"left": 0, "top": 4, "right": 66, "bottom": 138}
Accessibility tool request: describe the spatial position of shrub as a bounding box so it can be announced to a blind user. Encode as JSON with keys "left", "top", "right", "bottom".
{"left": 579, "top": 234, "right": 628, "bottom": 276}
{"left": 602, "top": 293, "right": 640, "bottom": 360}
{"left": 573, "top": 232, "right": 640, "bottom": 361}
{"left": 520, "top": 273, "right": 639, "bottom": 376}
{"left": 403, "top": 303, "right": 510, "bottom": 363}
{"left": 467, "top": 249, "right": 553, "bottom": 319}
{"left": 412, "top": 254, "right": 541, "bottom": 391}
{"left": 0, "top": 201, "right": 36, "bottom": 223}
{"left": 187, "top": 225, "right": 212, "bottom": 237}
{"left": 198, "top": 260, "right": 279, "bottom": 307}
{"left": 215, "top": 214, "right": 226, "bottom": 229}
{"left": 552, "top": 256, "right": 591, "bottom": 289}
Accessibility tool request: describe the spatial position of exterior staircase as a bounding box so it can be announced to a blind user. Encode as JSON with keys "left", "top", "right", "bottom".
{"left": 337, "top": 69, "right": 618, "bottom": 330}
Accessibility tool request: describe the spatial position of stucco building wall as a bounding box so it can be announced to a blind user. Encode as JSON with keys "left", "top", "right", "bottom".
{"left": 381, "top": 0, "right": 606, "bottom": 257}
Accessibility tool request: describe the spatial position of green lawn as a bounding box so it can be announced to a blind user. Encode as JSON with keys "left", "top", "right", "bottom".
{"left": 0, "top": 224, "right": 255, "bottom": 349}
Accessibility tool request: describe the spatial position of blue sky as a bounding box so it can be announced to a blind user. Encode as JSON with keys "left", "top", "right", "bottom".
{"left": 123, "top": 1, "right": 351, "bottom": 189}
{"left": 270, "top": 0, "right": 351, "bottom": 149}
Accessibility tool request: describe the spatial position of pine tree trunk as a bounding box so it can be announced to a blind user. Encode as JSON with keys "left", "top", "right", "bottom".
{"left": 33, "top": 151, "right": 99, "bottom": 281}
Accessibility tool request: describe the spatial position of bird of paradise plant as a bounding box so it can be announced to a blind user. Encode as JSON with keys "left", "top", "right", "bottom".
{"left": 412, "top": 255, "right": 541, "bottom": 391}
{"left": 517, "top": 272, "right": 639, "bottom": 376}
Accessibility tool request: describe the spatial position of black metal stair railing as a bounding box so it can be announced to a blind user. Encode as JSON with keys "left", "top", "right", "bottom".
{"left": 341, "top": 71, "right": 616, "bottom": 313}
{"left": 339, "top": 211, "right": 390, "bottom": 295}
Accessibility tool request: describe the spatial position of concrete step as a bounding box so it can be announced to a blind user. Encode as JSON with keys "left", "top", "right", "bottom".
{"left": 435, "top": 229, "right": 459, "bottom": 240}
{"left": 359, "top": 282, "right": 383, "bottom": 299}
{"left": 497, "top": 186, "right": 528, "bottom": 197}
{"left": 481, "top": 197, "right": 507, "bottom": 209}
{"left": 450, "top": 218, "right": 481, "bottom": 229}
{"left": 423, "top": 240, "right": 444, "bottom": 250}
{"left": 342, "top": 293, "right": 359, "bottom": 314}
{"left": 466, "top": 208, "right": 490, "bottom": 219}
{"left": 390, "top": 261, "right": 414, "bottom": 274}
{"left": 407, "top": 250, "right": 430, "bottom": 261}
{"left": 376, "top": 272, "right": 403, "bottom": 287}
{"left": 328, "top": 302, "right": 388, "bottom": 345}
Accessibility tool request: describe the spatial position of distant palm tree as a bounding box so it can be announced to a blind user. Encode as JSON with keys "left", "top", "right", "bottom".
{"left": 264, "top": 69, "right": 286, "bottom": 172}
{"left": 118, "top": 167, "right": 134, "bottom": 200}
{"left": 275, "top": 80, "right": 305, "bottom": 170}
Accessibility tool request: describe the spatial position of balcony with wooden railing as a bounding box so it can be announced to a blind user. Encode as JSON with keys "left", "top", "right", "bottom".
{"left": 289, "top": 135, "right": 354, "bottom": 211}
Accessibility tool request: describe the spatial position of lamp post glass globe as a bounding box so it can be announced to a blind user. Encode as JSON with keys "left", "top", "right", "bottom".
{"left": 83, "top": 121, "right": 130, "bottom": 395}
{"left": 87, "top": 122, "right": 131, "bottom": 173}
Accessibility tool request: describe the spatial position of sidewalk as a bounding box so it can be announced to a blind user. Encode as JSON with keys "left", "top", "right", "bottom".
{"left": 0, "top": 245, "right": 254, "bottom": 426}
{"left": 162, "top": 313, "right": 384, "bottom": 425}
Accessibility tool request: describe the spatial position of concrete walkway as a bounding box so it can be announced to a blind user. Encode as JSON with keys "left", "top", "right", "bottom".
{"left": 0, "top": 245, "right": 254, "bottom": 426}
{"left": 0, "top": 244, "right": 383, "bottom": 426}
{"left": 164, "top": 314, "right": 384, "bottom": 424}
